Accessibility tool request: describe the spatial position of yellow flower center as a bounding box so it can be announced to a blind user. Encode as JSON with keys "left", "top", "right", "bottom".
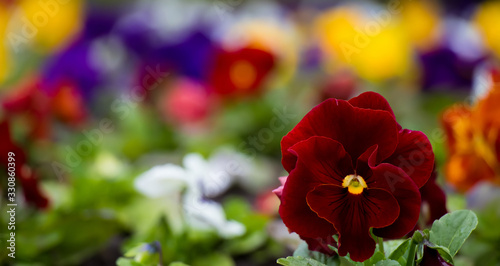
{"left": 342, "top": 174, "right": 367, "bottom": 195}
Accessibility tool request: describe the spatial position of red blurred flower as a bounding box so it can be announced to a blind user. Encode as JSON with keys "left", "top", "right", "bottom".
{"left": 1, "top": 76, "right": 87, "bottom": 139}
{"left": 0, "top": 119, "right": 49, "bottom": 209}
{"left": 255, "top": 190, "right": 280, "bottom": 216}
{"left": 276, "top": 92, "right": 434, "bottom": 262}
{"left": 209, "top": 47, "right": 275, "bottom": 97}
{"left": 160, "top": 78, "right": 213, "bottom": 125}
{"left": 48, "top": 79, "right": 87, "bottom": 126}
{"left": 1, "top": 77, "right": 51, "bottom": 139}
{"left": 318, "top": 70, "right": 357, "bottom": 102}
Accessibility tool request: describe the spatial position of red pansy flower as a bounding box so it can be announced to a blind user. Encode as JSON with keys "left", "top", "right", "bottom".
{"left": 405, "top": 168, "right": 448, "bottom": 237}
{"left": 419, "top": 168, "right": 448, "bottom": 227}
{"left": 276, "top": 92, "right": 434, "bottom": 262}
{"left": 209, "top": 47, "right": 275, "bottom": 97}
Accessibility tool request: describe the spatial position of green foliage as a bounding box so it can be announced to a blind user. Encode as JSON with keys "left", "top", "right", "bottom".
{"left": 117, "top": 257, "right": 145, "bottom": 266}
{"left": 277, "top": 256, "right": 328, "bottom": 266}
{"left": 429, "top": 210, "right": 478, "bottom": 257}
{"left": 374, "top": 260, "right": 401, "bottom": 266}
{"left": 293, "top": 241, "right": 339, "bottom": 265}
{"left": 277, "top": 210, "right": 479, "bottom": 266}
{"left": 221, "top": 197, "right": 271, "bottom": 255}
{"left": 387, "top": 239, "right": 410, "bottom": 261}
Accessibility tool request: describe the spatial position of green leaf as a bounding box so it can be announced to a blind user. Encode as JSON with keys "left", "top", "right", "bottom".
{"left": 293, "top": 241, "right": 312, "bottom": 257}
{"left": 388, "top": 239, "right": 410, "bottom": 261}
{"left": 192, "top": 253, "right": 233, "bottom": 266}
{"left": 374, "top": 259, "right": 401, "bottom": 266}
{"left": 363, "top": 251, "right": 386, "bottom": 266}
{"left": 337, "top": 249, "right": 385, "bottom": 265}
{"left": 124, "top": 243, "right": 150, "bottom": 257}
{"left": 416, "top": 243, "right": 424, "bottom": 262}
{"left": 429, "top": 210, "right": 478, "bottom": 257}
{"left": 169, "top": 263, "right": 190, "bottom": 266}
{"left": 116, "top": 258, "right": 144, "bottom": 266}
{"left": 292, "top": 241, "right": 340, "bottom": 265}
{"left": 277, "top": 256, "right": 327, "bottom": 266}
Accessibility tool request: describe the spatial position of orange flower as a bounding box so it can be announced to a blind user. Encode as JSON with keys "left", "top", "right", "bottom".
{"left": 442, "top": 83, "right": 500, "bottom": 192}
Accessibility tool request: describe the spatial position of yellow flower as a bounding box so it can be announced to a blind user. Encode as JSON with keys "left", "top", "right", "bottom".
{"left": 474, "top": 1, "right": 500, "bottom": 58}
{"left": 0, "top": 4, "right": 11, "bottom": 84}
{"left": 314, "top": 5, "right": 413, "bottom": 82}
{"left": 10, "top": 0, "right": 83, "bottom": 53}
{"left": 399, "top": 0, "right": 442, "bottom": 51}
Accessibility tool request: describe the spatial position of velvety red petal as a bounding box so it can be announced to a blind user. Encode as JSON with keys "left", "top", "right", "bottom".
{"left": 307, "top": 185, "right": 399, "bottom": 262}
{"left": 369, "top": 163, "right": 421, "bottom": 239}
{"left": 420, "top": 170, "right": 448, "bottom": 226}
{"left": 279, "top": 138, "right": 348, "bottom": 238}
{"left": 288, "top": 136, "right": 353, "bottom": 184}
{"left": 355, "top": 145, "right": 378, "bottom": 177}
{"left": 281, "top": 97, "right": 399, "bottom": 172}
{"left": 384, "top": 129, "right": 435, "bottom": 188}
{"left": 348, "top": 91, "right": 395, "bottom": 117}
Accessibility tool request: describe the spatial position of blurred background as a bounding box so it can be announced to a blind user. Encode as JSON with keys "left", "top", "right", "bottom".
{"left": 1, "top": 0, "right": 500, "bottom": 265}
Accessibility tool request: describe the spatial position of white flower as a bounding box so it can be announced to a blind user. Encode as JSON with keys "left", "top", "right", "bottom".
{"left": 183, "top": 148, "right": 269, "bottom": 197}
{"left": 184, "top": 196, "right": 246, "bottom": 238}
{"left": 134, "top": 157, "right": 246, "bottom": 239}
{"left": 134, "top": 164, "right": 190, "bottom": 199}
{"left": 183, "top": 152, "right": 235, "bottom": 198}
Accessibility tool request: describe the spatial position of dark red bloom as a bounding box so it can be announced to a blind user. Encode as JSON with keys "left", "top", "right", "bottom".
{"left": 420, "top": 246, "right": 452, "bottom": 266}
{"left": 277, "top": 92, "right": 434, "bottom": 262}
{"left": 0, "top": 120, "right": 50, "bottom": 209}
{"left": 419, "top": 169, "right": 448, "bottom": 227}
{"left": 406, "top": 168, "right": 448, "bottom": 237}
{"left": 209, "top": 47, "right": 275, "bottom": 97}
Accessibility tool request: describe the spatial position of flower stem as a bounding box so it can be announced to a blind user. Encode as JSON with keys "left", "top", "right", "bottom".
{"left": 377, "top": 237, "right": 385, "bottom": 255}
{"left": 405, "top": 239, "right": 417, "bottom": 266}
